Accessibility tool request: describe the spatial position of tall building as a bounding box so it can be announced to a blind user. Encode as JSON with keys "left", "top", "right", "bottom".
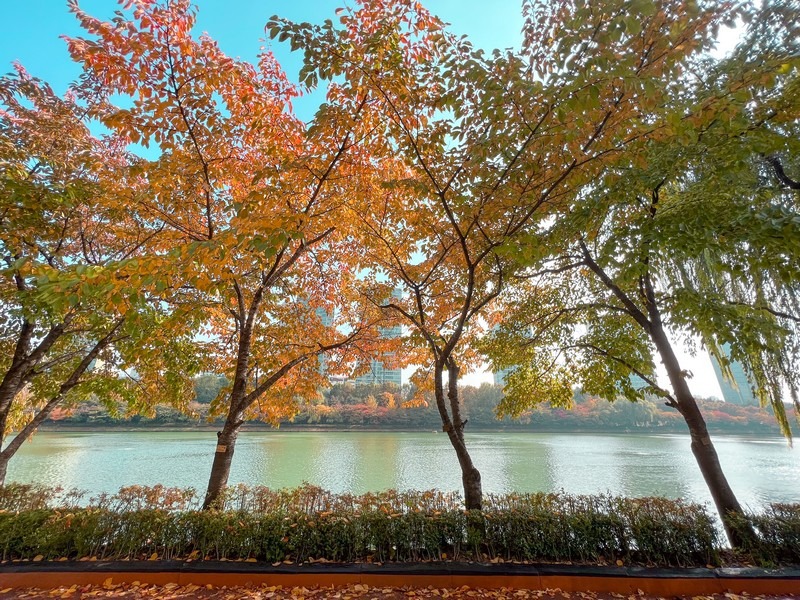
{"left": 315, "top": 306, "right": 334, "bottom": 378}
{"left": 313, "top": 298, "right": 403, "bottom": 386}
{"left": 354, "top": 359, "right": 403, "bottom": 386}
{"left": 708, "top": 344, "right": 758, "bottom": 406}
{"left": 354, "top": 287, "right": 403, "bottom": 386}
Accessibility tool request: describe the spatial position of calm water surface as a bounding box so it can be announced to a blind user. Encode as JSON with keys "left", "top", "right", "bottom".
{"left": 7, "top": 431, "right": 798, "bottom": 508}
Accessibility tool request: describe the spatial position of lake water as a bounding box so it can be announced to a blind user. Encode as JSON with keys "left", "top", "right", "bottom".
{"left": 6, "top": 430, "right": 798, "bottom": 509}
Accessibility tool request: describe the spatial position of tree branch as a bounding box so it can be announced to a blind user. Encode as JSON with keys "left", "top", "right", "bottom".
{"left": 765, "top": 155, "right": 800, "bottom": 190}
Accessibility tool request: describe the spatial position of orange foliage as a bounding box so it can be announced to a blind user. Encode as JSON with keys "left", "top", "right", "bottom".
{"left": 64, "top": 0, "right": 389, "bottom": 425}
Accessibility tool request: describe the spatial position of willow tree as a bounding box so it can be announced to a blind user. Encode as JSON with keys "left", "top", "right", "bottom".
{"left": 269, "top": 0, "right": 724, "bottom": 509}
{"left": 0, "top": 67, "right": 199, "bottom": 485}
{"left": 484, "top": 0, "right": 799, "bottom": 545}
{"left": 66, "top": 0, "right": 386, "bottom": 508}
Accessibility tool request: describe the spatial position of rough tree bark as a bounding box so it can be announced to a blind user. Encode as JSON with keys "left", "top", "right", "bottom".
{"left": 202, "top": 313, "right": 253, "bottom": 510}
{"left": 0, "top": 319, "right": 123, "bottom": 486}
{"left": 649, "top": 317, "right": 753, "bottom": 547}
{"left": 203, "top": 416, "right": 242, "bottom": 509}
{"left": 433, "top": 357, "right": 482, "bottom": 510}
{"left": 581, "top": 240, "right": 753, "bottom": 547}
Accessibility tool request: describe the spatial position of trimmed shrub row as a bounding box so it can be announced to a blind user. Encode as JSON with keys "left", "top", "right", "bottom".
{"left": 0, "top": 484, "right": 722, "bottom": 566}
{"left": 728, "top": 503, "right": 800, "bottom": 565}
{"left": 2, "top": 484, "right": 798, "bottom": 566}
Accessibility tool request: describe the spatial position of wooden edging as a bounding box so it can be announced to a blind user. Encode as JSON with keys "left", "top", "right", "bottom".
{"left": 1, "top": 562, "right": 798, "bottom": 595}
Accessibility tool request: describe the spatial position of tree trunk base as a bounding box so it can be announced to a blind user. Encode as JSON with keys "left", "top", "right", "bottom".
{"left": 203, "top": 428, "right": 239, "bottom": 510}
{"left": 462, "top": 467, "right": 482, "bottom": 511}
{"left": 689, "top": 435, "right": 757, "bottom": 548}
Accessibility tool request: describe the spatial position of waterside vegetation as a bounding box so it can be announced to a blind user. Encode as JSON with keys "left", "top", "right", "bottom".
{"left": 46, "top": 381, "right": 786, "bottom": 436}
{"left": 1, "top": 483, "right": 797, "bottom": 567}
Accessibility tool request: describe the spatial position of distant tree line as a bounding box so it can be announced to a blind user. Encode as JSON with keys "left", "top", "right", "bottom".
{"left": 48, "top": 379, "right": 781, "bottom": 435}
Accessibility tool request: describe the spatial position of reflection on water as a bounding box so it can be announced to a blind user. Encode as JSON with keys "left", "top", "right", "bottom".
{"left": 7, "top": 430, "right": 798, "bottom": 508}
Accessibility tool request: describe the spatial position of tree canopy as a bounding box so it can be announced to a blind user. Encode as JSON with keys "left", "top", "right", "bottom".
{"left": 481, "top": 0, "right": 799, "bottom": 543}
{"left": 0, "top": 0, "right": 797, "bottom": 541}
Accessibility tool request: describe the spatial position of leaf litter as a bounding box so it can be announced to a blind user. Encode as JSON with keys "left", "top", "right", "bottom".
{"left": 0, "top": 584, "right": 794, "bottom": 600}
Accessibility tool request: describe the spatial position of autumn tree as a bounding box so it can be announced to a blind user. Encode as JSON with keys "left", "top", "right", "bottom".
{"left": 65, "top": 0, "right": 386, "bottom": 508}
{"left": 0, "top": 66, "right": 199, "bottom": 485}
{"left": 484, "top": 0, "right": 799, "bottom": 545}
{"left": 268, "top": 0, "right": 724, "bottom": 509}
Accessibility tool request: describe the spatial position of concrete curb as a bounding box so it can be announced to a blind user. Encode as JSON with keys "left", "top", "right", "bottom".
{"left": 1, "top": 561, "right": 798, "bottom": 595}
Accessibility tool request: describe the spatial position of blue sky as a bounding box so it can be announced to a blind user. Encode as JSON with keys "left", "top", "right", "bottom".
{"left": 0, "top": 0, "right": 729, "bottom": 398}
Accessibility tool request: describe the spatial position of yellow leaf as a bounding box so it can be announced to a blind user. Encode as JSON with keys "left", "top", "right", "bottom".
{"left": 149, "top": 552, "right": 159, "bottom": 560}
{"left": 32, "top": 554, "right": 44, "bottom": 562}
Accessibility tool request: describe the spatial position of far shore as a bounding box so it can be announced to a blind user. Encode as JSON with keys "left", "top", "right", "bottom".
{"left": 30, "top": 423, "right": 786, "bottom": 439}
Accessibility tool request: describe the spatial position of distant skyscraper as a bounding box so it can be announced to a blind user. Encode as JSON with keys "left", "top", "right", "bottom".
{"left": 354, "top": 287, "right": 403, "bottom": 386}
{"left": 354, "top": 359, "right": 403, "bottom": 386}
{"left": 708, "top": 344, "right": 758, "bottom": 406}
{"left": 315, "top": 306, "right": 334, "bottom": 377}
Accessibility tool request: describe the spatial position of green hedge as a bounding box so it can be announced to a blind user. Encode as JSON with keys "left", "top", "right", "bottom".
{"left": 4, "top": 484, "right": 798, "bottom": 566}
{"left": 2, "top": 485, "right": 794, "bottom": 566}
{"left": 0, "top": 484, "right": 727, "bottom": 566}
{"left": 727, "top": 503, "right": 800, "bottom": 565}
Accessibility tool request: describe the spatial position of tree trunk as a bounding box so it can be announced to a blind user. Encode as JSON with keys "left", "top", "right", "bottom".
{"left": 0, "top": 320, "right": 122, "bottom": 487}
{"left": 203, "top": 302, "right": 255, "bottom": 510}
{"left": 0, "top": 455, "right": 7, "bottom": 488}
{"left": 650, "top": 321, "right": 753, "bottom": 547}
{"left": 203, "top": 419, "right": 241, "bottom": 509}
{"left": 0, "top": 395, "right": 62, "bottom": 487}
{"left": 458, "top": 450, "right": 483, "bottom": 511}
{"left": 0, "top": 372, "right": 26, "bottom": 449}
{"left": 585, "top": 243, "right": 753, "bottom": 546}
{"left": 433, "top": 360, "right": 483, "bottom": 510}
